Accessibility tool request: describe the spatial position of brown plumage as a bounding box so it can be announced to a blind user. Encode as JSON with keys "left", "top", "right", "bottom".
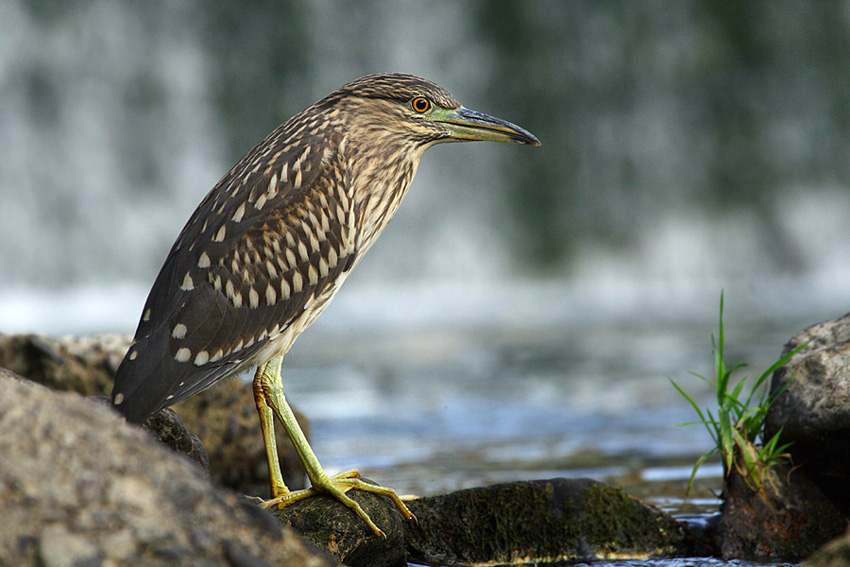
{"left": 111, "top": 73, "right": 539, "bottom": 536}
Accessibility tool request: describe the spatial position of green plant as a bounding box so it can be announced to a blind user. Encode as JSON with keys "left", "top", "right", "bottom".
{"left": 671, "top": 292, "right": 803, "bottom": 494}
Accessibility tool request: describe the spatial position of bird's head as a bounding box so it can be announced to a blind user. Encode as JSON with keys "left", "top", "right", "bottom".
{"left": 325, "top": 73, "right": 540, "bottom": 150}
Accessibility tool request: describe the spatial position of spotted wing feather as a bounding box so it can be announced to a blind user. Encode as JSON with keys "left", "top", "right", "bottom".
{"left": 112, "top": 123, "right": 357, "bottom": 423}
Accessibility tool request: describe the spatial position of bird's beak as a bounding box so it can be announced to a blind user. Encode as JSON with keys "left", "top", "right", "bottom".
{"left": 437, "top": 107, "right": 541, "bottom": 146}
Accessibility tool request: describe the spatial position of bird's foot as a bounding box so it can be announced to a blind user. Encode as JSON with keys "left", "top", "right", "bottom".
{"left": 259, "top": 469, "right": 414, "bottom": 537}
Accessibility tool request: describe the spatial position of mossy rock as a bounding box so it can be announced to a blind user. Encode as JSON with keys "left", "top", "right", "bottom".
{"left": 272, "top": 488, "right": 408, "bottom": 567}
{"left": 403, "top": 478, "right": 694, "bottom": 566}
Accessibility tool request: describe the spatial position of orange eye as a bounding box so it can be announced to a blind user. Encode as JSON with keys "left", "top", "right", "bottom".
{"left": 411, "top": 97, "right": 431, "bottom": 113}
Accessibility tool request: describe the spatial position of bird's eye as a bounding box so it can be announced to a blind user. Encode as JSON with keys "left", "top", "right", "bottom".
{"left": 411, "top": 97, "right": 431, "bottom": 114}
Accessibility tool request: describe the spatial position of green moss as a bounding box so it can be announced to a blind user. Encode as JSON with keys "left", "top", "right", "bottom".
{"left": 404, "top": 479, "right": 691, "bottom": 566}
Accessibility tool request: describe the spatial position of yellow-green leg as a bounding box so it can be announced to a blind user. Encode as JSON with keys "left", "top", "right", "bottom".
{"left": 252, "top": 356, "right": 414, "bottom": 537}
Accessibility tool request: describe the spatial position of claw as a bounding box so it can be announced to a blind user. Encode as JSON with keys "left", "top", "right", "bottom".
{"left": 254, "top": 473, "right": 414, "bottom": 537}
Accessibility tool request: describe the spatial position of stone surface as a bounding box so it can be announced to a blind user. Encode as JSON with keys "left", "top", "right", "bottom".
{"left": 807, "top": 526, "right": 850, "bottom": 567}
{"left": 273, "top": 488, "right": 409, "bottom": 567}
{"left": 765, "top": 314, "right": 850, "bottom": 515}
{"left": 718, "top": 445, "right": 846, "bottom": 562}
{"left": 143, "top": 405, "right": 212, "bottom": 471}
{"left": 0, "top": 374, "right": 338, "bottom": 567}
{"left": 403, "top": 478, "right": 694, "bottom": 566}
{"left": 0, "top": 332, "right": 307, "bottom": 496}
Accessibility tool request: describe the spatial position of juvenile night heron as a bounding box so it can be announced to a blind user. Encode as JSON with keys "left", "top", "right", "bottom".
{"left": 111, "top": 73, "right": 539, "bottom": 536}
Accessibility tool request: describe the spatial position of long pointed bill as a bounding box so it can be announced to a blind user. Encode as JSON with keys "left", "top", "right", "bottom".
{"left": 437, "top": 107, "right": 540, "bottom": 146}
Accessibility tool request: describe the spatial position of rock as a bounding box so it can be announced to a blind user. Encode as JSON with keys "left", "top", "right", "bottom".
{"left": 807, "top": 525, "right": 850, "bottom": 567}
{"left": 0, "top": 374, "right": 338, "bottom": 567}
{"left": 0, "top": 333, "right": 126, "bottom": 395}
{"left": 403, "top": 478, "right": 694, "bottom": 566}
{"left": 271, "top": 478, "right": 695, "bottom": 566}
{"left": 89, "top": 396, "right": 211, "bottom": 471}
{"left": 142, "top": 405, "right": 212, "bottom": 471}
{"left": 764, "top": 314, "right": 850, "bottom": 515}
{"left": 718, "top": 444, "right": 845, "bottom": 562}
{"left": 0, "top": 332, "right": 307, "bottom": 496}
{"left": 273, "top": 488, "right": 409, "bottom": 567}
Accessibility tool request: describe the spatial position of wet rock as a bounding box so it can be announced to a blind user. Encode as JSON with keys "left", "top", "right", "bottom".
{"left": 764, "top": 314, "right": 850, "bottom": 515}
{"left": 273, "top": 488, "right": 409, "bottom": 567}
{"left": 718, "top": 446, "right": 845, "bottom": 562}
{"left": 0, "top": 332, "right": 307, "bottom": 495}
{"left": 403, "top": 478, "right": 694, "bottom": 566}
{"left": 807, "top": 525, "right": 850, "bottom": 567}
{"left": 0, "top": 374, "right": 338, "bottom": 567}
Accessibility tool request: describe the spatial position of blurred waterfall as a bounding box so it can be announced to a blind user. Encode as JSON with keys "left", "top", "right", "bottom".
{"left": 3, "top": 1, "right": 850, "bottom": 335}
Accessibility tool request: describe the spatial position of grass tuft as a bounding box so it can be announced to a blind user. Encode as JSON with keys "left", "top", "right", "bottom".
{"left": 671, "top": 292, "right": 804, "bottom": 494}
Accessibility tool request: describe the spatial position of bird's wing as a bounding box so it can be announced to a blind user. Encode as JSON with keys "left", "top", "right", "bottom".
{"left": 112, "top": 127, "right": 358, "bottom": 422}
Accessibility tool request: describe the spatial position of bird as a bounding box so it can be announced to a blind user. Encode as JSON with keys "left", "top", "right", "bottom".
{"left": 110, "top": 73, "right": 540, "bottom": 536}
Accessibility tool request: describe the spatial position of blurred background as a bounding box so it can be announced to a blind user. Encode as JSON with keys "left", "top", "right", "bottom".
{"left": 2, "top": 1, "right": 850, "bottom": 502}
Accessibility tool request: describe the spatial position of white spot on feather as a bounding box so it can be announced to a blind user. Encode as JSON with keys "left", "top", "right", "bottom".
{"left": 297, "top": 241, "right": 309, "bottom": 263}
{"left": 171, "top": 323, "right": 187, "bottom": 339}
{"left": 198, "top": 252, "right": 211, "bottom": 268}
{"left": 180, "top": 273, "right": 194, "bottom": 291}
{"left": 232, "top": 203, "right": 246, "bottom": 223}
{"left": 194, "top": 351, "right": 210, "bottom": 366}
{"left": 175, "top": 348, "right": 191, "bottom": 363}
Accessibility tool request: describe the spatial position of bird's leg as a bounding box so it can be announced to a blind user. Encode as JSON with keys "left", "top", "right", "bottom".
{"left": 252, "top": 356, "right": 299, "bottom": 500}
{"left": 253, "top": 357, "right": 414, "bottom": 537}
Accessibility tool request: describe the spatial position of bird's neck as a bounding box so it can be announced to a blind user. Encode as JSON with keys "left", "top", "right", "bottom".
{"left": 346, "top": 137, "right": 424, "bottom": 257}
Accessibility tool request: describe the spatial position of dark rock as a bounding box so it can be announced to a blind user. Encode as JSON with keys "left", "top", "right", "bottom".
{"left": 0, "top": 375, "right": 338, "bottom": 567}
{"left": 0, "top": 333, "right": 307, "bottom": 496}
{"left": 765, "top": 314, "right": 850, "bottom": 515}
{"left": 272, "top": 487, "right": 408, "bottom": 567}
{"left": 807, "top": 525, "right": 850, "bottom": 567}
{"left": 403, "top": 478, "right": 694, "bottom": 566}
{"left": 718, "top": 446, "right": 846, "bottom": 562}
{"left": 143, "top": 406, "right": 211, "bottom": 471}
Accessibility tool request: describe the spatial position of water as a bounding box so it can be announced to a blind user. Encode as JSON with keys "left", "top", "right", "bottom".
{"left": 262, "top": 282, "right": 826, "bottom": 512}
